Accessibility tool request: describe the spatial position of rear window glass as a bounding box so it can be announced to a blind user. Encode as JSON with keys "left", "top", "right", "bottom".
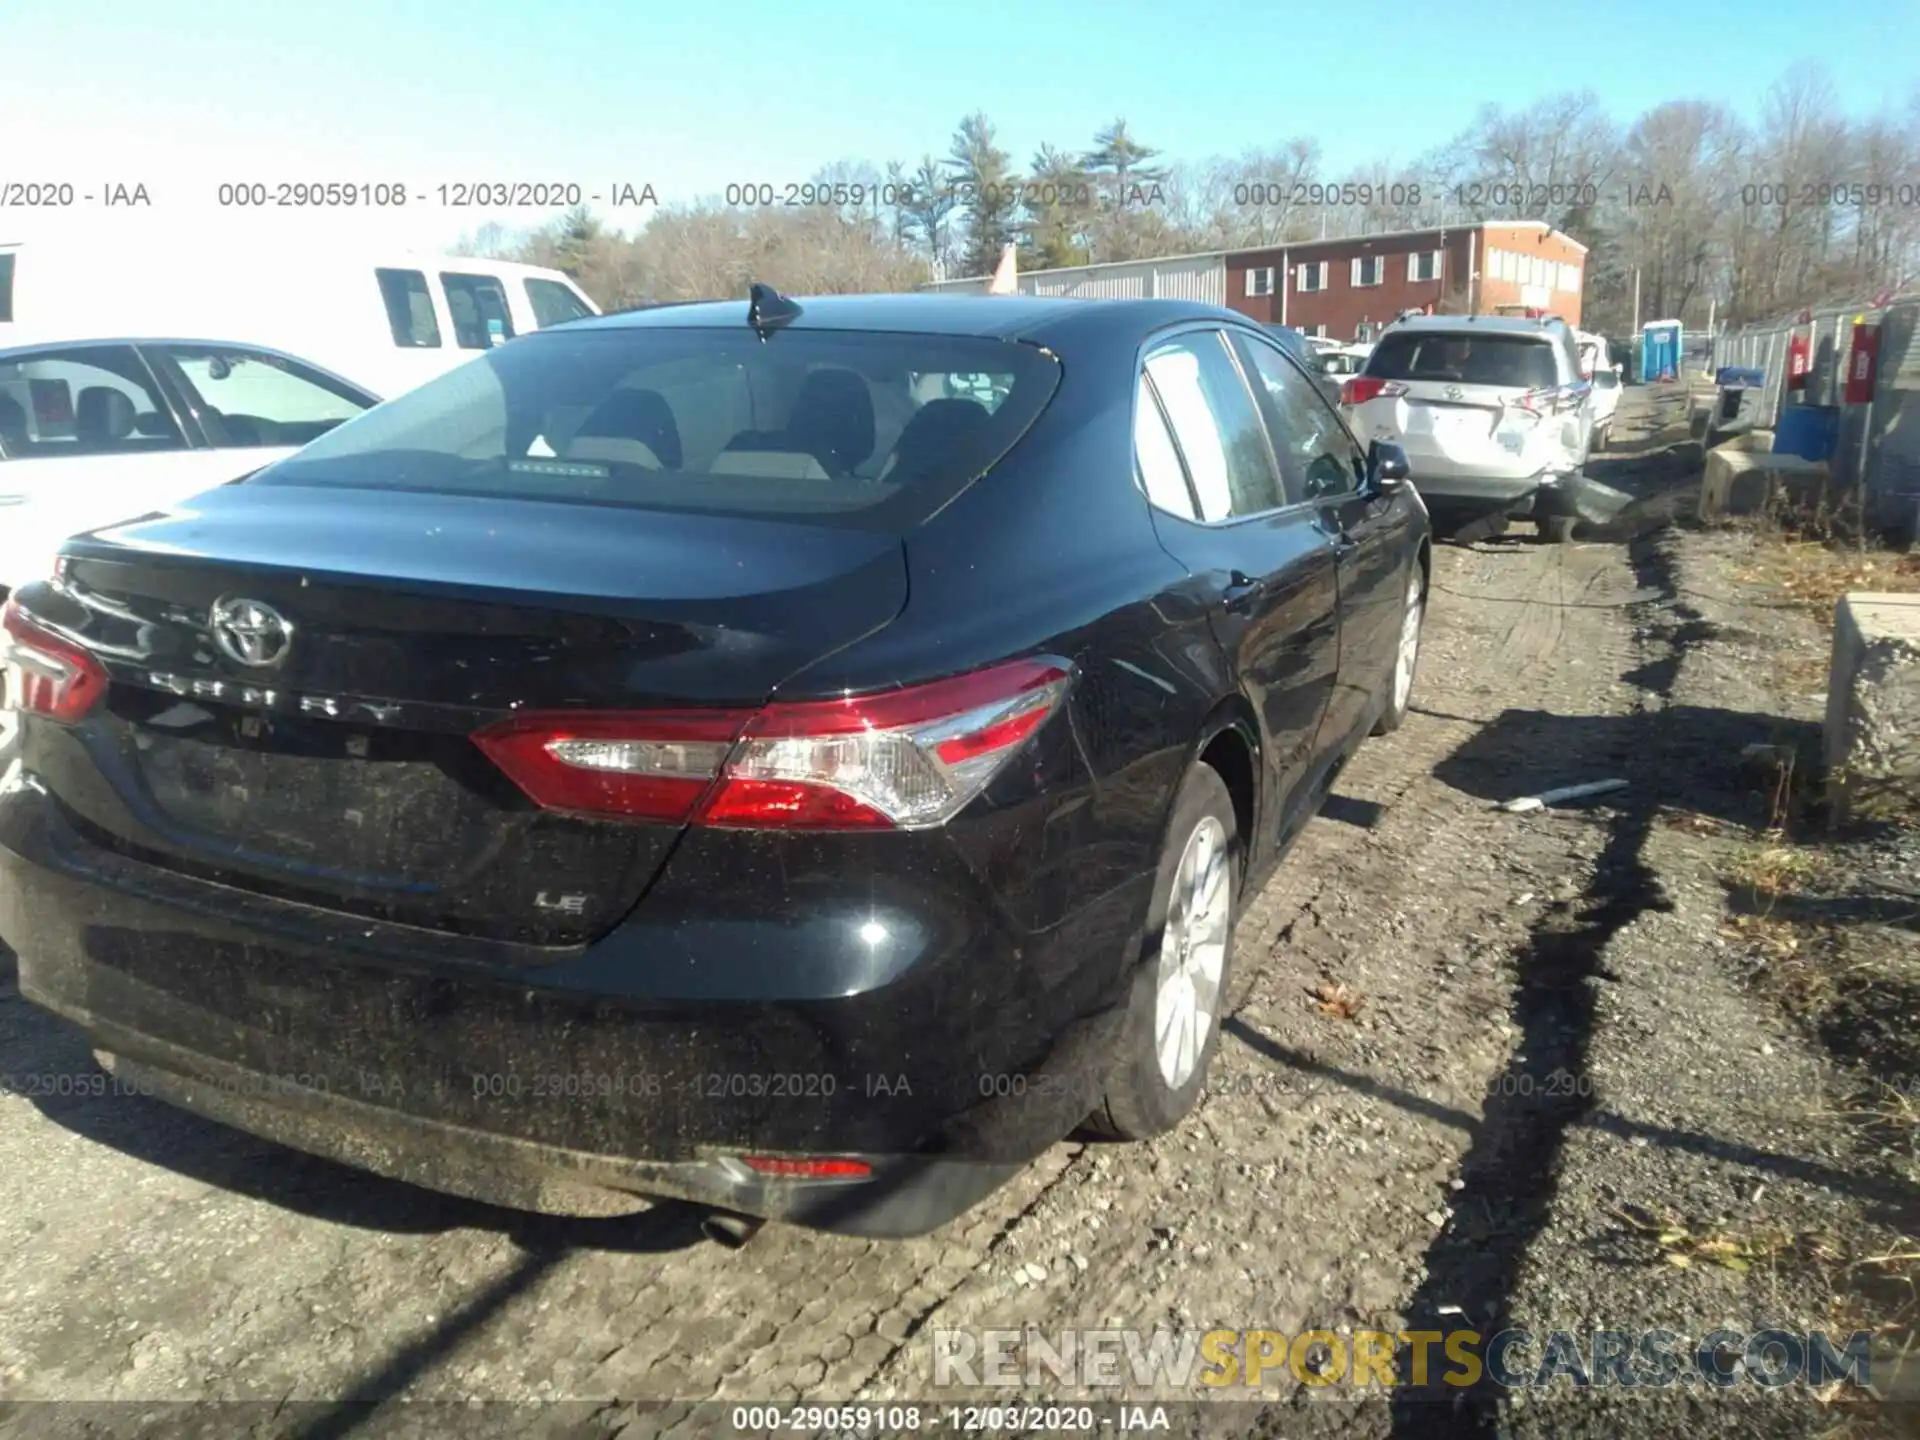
{"left": 526, "top": 278, "right": 595, "bottom": 328}
{"left": 0, "top": 252, "right": 13, "bottom": 323}
{"left": 1367, "top": 332, "right": 1559, "bottom": 390}
{"left": 250, "top": 327, "right": 1063, "bottom": 529}
{"left": 441, "top": 273, "right": 517, "bottom": 350}
{"left": 377, "top": 268, "right": 441, "bottom": 348}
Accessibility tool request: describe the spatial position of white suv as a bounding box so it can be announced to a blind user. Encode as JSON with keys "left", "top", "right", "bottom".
{"left": 1341, "top": 315, "right": 1596, "bottom": 542}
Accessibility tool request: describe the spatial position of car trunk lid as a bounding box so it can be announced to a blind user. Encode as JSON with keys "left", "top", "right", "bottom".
{"left": 26, "top": 483, "right": 906, "bottom": 946}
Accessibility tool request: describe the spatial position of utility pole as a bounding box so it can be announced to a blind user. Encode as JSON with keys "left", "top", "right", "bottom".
{"left": 1631, "top": 267, "right": 1642, "bottom": 336}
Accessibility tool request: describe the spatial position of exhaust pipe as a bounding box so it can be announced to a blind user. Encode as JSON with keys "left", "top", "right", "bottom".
{"left": 701, "top": 1211, "right": 766, "bottom": 1249}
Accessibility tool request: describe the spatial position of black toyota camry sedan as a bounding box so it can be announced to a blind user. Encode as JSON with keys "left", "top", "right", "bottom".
{"left": 0, "top": 289, "right": 1430, "bottom": 1238}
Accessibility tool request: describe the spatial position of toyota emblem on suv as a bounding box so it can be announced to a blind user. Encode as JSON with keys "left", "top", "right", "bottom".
{"left": 210, "top": 597, "right": 294, "bottom": 668}
{"left": 1444, "top": 385, "right": 1464, "bottom": 401}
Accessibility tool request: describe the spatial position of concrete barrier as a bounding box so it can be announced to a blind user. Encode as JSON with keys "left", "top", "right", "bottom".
{"left": 1824, "top": 592, "right": 1920, "bottom": 820}
{"left": 1698, "top": 444, "right": 1828, "bottom": 519}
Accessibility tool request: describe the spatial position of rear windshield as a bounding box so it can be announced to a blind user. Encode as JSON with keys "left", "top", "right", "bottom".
{"left": 1367, "top": 332, "right": 1559, "bottom": 390}
{"left": 251, "top": 326, "right": 1063, "bottom": 528}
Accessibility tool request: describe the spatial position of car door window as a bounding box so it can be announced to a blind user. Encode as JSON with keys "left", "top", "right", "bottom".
{"left": 377, "top": 268, "right": 442, "bottom": 348}
{"left": 1232, "top": 332, "right": 1363, "bottom": 503}
{"left": 150, "top": 345, "right": 374, "bottom": 450}
{"left": 441, "top": 273, "right": 517, "bottom": 350}
{"left": 525, "top": 278, "right": 595, "bottom": 329}
{"left": 1133, "top": 375, "right": 1197, "bottom": 520}
{"left": 0, "top": 345, "right": 184, "bottom": 459}
{"left": 1142, "top": 333, "right": 1283, "bottom": 522}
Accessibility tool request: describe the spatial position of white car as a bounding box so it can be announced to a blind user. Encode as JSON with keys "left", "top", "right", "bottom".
{"left": 0, "top": 337, "right": 379, "bottom": 594}
{"left": 1341, "top": 315, "right": 1604, "bottom": 543}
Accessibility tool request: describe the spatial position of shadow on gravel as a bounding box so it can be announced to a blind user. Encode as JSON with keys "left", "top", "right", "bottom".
{"left": 1389, "top": 527, "right": 1706, "bottom": 1437}
{"left": 1432, "top": 706, "right": 1820, "bottom": 831}
{"left": 1223, "top": 1018, "right": 1476, "bottom": 1132}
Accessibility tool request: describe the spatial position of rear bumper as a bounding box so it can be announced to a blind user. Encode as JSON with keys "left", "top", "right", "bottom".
{"left": 1413, "top": 469, "right": 1631, "bottom": 526}
{"left": 77, "top": 1032, "right": 1022, "bottom": 1237}
{"left": 0, "top": 793, "right": 1149, "bottom": 1235}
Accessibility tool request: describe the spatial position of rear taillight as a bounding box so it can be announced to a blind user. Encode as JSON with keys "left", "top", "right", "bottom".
{"left": 474, "top": 711, "right": 746, "bottom": 824}
{"left": 740, "top": 1156, "right": 872, "bottom": 1179}
{"left": 475, "top": 656, "right": 1072, "bottom": 831}
{"left": 1516, "top": 385, "right": 1585, "bottom": 417}
{"left": 1342, "top": 377, "right": 1407, "bottom": 406}
{"left": 1, "top": 596, "right": 108, "bottom": 722}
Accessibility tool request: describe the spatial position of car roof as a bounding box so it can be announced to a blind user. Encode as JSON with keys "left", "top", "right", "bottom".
{"left": 1381, "top": 315, "right": 1570, "bottom": 338}
{"left": 564, "top": 292, "right": 1245, "bottom": 344}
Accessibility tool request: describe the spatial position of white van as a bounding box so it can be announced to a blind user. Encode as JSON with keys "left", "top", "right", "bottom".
{"left": 0, "top": 241, "right": 600, "bottom": 399}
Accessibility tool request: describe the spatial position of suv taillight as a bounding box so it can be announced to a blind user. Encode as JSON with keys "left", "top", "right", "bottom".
{"left": 474, "top": 657, "right": 1073, "bottom": 831}
{"left": 1342, "top": 377, "right": 1407, "bottom": 406}
{"left": 1516, "top": 384, "right": 1587, "bottom": 417}
{"left": 1, "top": 596, "right": 109, "bottom": 722}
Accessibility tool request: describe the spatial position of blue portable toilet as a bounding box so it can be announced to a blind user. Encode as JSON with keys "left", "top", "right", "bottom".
{"left": 1641, "top": 320, "right": 1683, "bottom": 382}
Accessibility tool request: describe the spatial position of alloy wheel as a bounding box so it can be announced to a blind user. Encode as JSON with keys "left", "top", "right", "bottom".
{"left": 1153, "top": 815, "right": 1230, "bottom": 1089}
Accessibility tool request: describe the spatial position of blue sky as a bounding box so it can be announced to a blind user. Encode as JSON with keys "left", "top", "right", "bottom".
{"left": 8, "top": 0, "right": 1917, "bottom": 253}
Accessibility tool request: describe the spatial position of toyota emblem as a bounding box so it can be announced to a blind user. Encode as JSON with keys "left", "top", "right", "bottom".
{"left": 1444, "top": 385, "right": 1464, "bottom": 401}
{"left": 209, "top": 597, "right": 294, "bottom": 668}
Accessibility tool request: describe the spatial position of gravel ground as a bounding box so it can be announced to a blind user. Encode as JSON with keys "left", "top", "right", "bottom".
{"left": 0, "top": 384, "right": 1912, "bottom": 1438}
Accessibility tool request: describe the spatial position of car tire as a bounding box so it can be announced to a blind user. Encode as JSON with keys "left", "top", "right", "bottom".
{"left": 1591, "top": 425, "right": 1608, "bottom": 453}
{"left": 1540, "top": 515, "right": 1578, "bottom": 544}
{"left": 1088, "top": 761, "right": 1239, "bottom": 1142}
{"left": 1372, "top": 563, "right": 1425, "bottom": 735}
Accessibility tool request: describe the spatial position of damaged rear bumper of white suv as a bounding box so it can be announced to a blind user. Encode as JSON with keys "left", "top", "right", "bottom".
{"left": 1416, "top": 467, "right": 1635, "bottom": 527}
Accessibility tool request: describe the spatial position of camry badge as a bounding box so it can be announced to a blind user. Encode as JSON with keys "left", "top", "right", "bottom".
{"left": 209, "top": 597, "right": 294, "bottom": 669}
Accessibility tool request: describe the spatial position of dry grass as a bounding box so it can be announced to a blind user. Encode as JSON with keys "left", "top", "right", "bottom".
{"left": 1727, "top": 836, "right": 1832, "bottom": 905}
{"left": 1613, "top": 1203, "right": 1841, "bottom": 1274}
{"left": 1733, "top": 541, "right": 1920, "bottom": 618}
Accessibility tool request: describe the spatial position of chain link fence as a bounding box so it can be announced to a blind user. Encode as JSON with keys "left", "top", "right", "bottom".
{"left": 1709, "top": 294, "right": 1920, "bottom": 531}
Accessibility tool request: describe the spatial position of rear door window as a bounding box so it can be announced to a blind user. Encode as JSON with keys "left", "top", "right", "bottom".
{"left": 1133, "top": 375, "right": 1198, "bottom": 520}
{"left": 525, "top": 278, "right": 595, "bottom": 328}
{"left": 376, "top": 268, "right": 441, "bottom": 348}
{"left": 148, "top": 345, "right": 375, "bottom": 449}
{"left": 0, "top": 345, "right": 185, "bottom": 459}
{"left": 442, "top": 273, "right": 517, "bottom": 350}
{"left": 1141, "top": 332, "right": 1283, "bottom": 521}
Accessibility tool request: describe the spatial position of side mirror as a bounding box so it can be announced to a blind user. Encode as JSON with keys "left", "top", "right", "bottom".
{"left": 1368, "top": 439, "right": 1411, "bottom": 493}
{"left": 1613, "top": 362, "right": 1624, "bottom": 375}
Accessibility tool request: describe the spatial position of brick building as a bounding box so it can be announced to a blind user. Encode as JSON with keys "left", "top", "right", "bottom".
{"left": 1226, "top": 221, "right": 1587, "bottom": 339}
{"left": 920, "top": 221, "right": 1588, "bottom": 339}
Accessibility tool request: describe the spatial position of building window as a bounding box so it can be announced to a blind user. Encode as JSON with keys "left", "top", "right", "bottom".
{"left": 1407, "top": 250, "right": 1442, "bottom": 283}
{"left": 1245, "top": 266, "right": 1275, "bottom": 298}
{"left": 1351, "top": 255, "right": 1385, "bottom": 288}
{"left": 1560, "top": 263, "right": 1582, "bottom": 293}
{"left": 1307, "top": 323, "right": 1327, "bottom": 339}
{"left": 1295, "top": 261, "right": 1327, "bottom": 293}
